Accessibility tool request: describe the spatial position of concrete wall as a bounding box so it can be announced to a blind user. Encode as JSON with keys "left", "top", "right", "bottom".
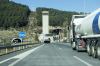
{"left": 42, "top": 11, "right": 49, "bottom": 34}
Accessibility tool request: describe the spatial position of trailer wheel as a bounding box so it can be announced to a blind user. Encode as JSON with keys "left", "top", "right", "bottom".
{"left": 97, "top": 44, "right": 100, "bottom": 59}
{"left": 92, "top": 45, "right": 97, "bottom": 58}
{"left": 76, "top": 44, "right": 80, "bottom": 52}
{"left": 72, "top": 42, "right": 76, "bottom": 50}
{"left": 87, "top": 44, "right": 92, "bottom": 56}
{"left": 91, "top": 45, "right": 94, "bottom": 56}
{"left": 76, "top": 39, "right": 81, "bottom": 52}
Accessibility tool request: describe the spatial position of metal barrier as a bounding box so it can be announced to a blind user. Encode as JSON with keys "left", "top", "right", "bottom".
{"left": 0, "top": 43, "right": 38, "bottom": 55}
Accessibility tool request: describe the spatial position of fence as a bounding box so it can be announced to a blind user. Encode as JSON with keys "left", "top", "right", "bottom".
{"left": 0, "top": 43, "right": 39, "bottom": 56}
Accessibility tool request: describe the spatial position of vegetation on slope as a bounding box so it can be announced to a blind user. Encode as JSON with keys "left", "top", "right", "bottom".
{"left": 0, "top": 1, "right": 30, "bottom": 29}
{"left": 36, "top": 7, "right": 80, "bottom": 26}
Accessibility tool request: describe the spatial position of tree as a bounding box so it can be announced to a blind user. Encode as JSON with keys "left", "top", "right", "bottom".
{"left": 36, "top": 7, "right": 80, "bottom": 27}
{"left": 0, "top": 1, "right": 30, "bottom": 29}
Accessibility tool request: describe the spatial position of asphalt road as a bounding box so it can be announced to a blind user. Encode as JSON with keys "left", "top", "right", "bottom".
{"left": 0, "top": 43, "right": 100, "bottom": 66}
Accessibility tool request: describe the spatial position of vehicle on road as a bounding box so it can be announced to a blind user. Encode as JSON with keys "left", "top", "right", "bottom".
{"left": 70, "top": 8, "right": 100, "bottom": 59}
{"left": 38, "top": 33, "right": 60, "bottom": 43}
{"left": 43, "top": 34, "right": 52, "bottom": 43}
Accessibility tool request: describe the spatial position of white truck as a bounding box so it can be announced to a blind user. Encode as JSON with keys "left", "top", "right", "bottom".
{"left": 38, "top": 33, "right": 60, "bottom": 43}
{"left": 70, "top": 8, "right": 100, "bottom": 59}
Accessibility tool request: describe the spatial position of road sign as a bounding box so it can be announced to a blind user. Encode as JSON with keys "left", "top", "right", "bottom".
{"left": 19, "top": 32, "right": 26, "bottom": 38}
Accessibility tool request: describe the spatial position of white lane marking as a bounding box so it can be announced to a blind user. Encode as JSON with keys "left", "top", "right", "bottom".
{"left": 8, "top": 45, "right": 44, "bottom": 66}
{"left": 0, "top": 44, "right": 44, "bottom": 66}
{"left": 73, "top": 56, "right": 93, "bottom": 66}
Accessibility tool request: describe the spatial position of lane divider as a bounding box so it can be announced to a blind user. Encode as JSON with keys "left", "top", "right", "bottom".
{"left": 0, "top": 44, "right": 44, "bottom": 66}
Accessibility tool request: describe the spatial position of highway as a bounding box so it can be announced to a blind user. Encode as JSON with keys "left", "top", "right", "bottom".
{"left": 0, "top": 43, "right": 100, "bottom": 66}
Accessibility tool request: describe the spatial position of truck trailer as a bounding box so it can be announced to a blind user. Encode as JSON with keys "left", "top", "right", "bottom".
{"left": 70, "top": 8, "right": 100, "bottom": 59}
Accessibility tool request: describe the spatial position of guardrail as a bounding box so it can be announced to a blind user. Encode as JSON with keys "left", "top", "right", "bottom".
{"left": 0, "top": 43, "right": 39, "bottom": 56}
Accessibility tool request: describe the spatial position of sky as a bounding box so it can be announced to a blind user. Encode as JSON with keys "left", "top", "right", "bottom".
{"left": 11, "top": 0, "right": 100, "bottom": 12}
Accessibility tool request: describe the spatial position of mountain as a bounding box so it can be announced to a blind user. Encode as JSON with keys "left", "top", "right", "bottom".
{"left": 0, "top": 0, "right": 30, "bottom": 29}
{"left": 36, "top": 7, "right": 80, "bottom": 26}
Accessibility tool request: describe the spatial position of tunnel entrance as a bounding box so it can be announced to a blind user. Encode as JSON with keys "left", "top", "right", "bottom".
{"left": 12, "top": 38, "right": 22, "bottom": 43}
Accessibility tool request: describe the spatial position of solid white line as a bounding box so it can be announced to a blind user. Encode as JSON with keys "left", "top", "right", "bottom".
{"left": 0, "top": 44, "right": 44, "bottom": 66}
{"left": 73, "top": 56, "right": 93, "bottom": 66}
{"left": 9, "top": 44, "right": 44, "bottom": 66}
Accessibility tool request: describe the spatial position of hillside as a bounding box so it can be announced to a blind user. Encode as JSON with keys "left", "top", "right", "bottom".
{"left": 0, "top": 0, "right": 30, "bottom": 29}
{"left": 0, "top": 3, "right": 84, "bottom": 45}
{"left": 36, "top": 7, "right": 80, "bottom": 26}
{"left": 0, "top": 1, "right": 37, "bottom": 45}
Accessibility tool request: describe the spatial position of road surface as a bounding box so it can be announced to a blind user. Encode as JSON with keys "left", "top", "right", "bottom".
{"left": 0, "top": 43, "right": 100, "bottom": 66}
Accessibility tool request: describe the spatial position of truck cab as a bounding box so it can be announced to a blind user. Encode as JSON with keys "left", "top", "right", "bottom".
{"left": 70, "top": 15, "right": 86, "bottom": 50}
{"left": 38, "top": 33, "right": 55, "bottom": 43}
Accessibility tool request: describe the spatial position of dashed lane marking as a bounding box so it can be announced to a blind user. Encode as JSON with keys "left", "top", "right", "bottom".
{"left": 73, "top": 56, "right": 93, "bottom": 66}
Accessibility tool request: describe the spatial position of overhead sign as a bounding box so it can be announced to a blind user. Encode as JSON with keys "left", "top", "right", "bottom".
{"left": 19, "top": 32, "right": 26, "bottom": 38}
